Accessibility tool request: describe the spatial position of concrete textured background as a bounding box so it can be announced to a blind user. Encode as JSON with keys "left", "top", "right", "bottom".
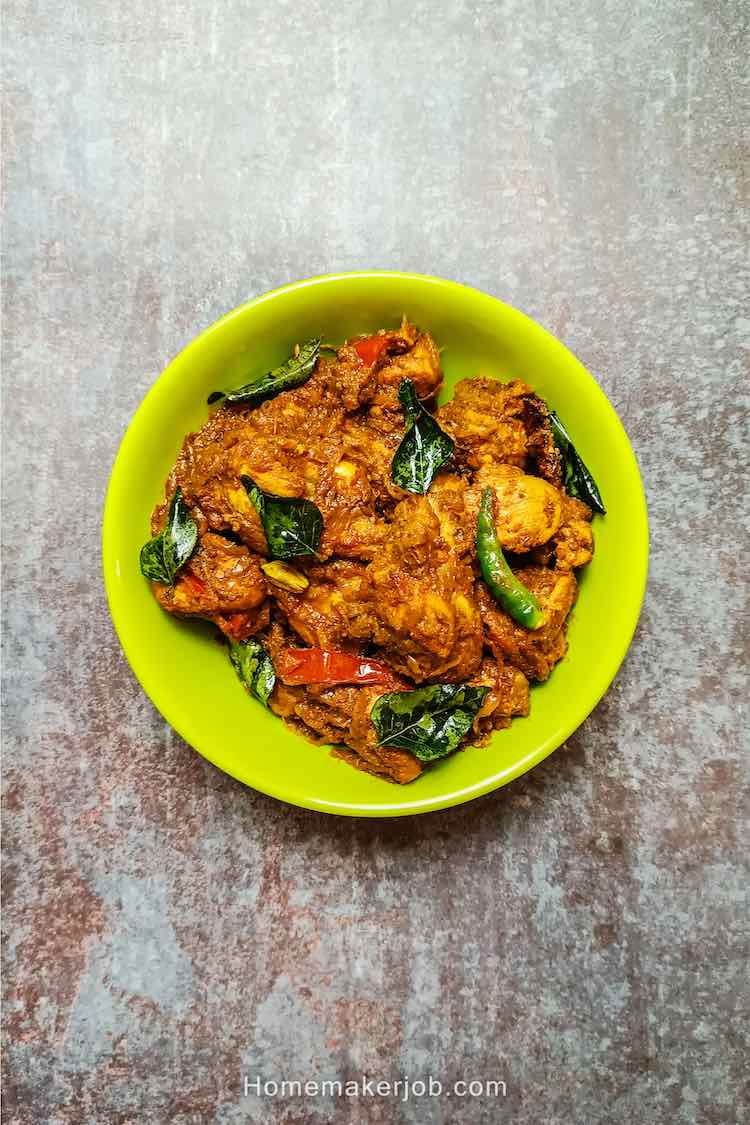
{"left": 2, "top": 0, "right": 748, "bottom": 1121}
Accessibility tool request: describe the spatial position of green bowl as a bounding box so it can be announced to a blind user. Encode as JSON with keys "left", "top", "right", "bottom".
{"left": 102, "top": 273, "right": 648, "bottom": 816}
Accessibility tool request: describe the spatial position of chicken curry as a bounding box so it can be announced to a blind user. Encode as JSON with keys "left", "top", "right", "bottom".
{"left": 141, "top": 321, "right": 605, "bottom": 784}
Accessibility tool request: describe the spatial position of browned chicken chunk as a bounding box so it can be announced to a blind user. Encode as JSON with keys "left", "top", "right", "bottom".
{"left": 153, "top": 532, "right": 267, "bottom": 620}
{"left": 269, "top": 680, "right": 421, "bottom": 784}
{"left": 470, "top": 655, "right": 530, "bottom": 741}
{"left": 368, "top": 497, "right": 483, "bottom": 682}
{"left": 272, "top": 560, "right": 374, "bottom": 651}
{"left": 425, "top": 473, "right": 475, "bottom": 556}
{"left": 371, "top": 329, "right": 443, "bottom": 405}
{"left": 344, "top": 686, "right": 423, "bottom": 783}
{"left": 468, "top": 464, "right": 564, "bottom": 552}
{"left": 553, "top": 496, "right": 595, "bottom": 570}
{"left": 172, "top": 410, "right": 289, "bottom": 554}
{"left": 522, "top": 393, "right": 564, "bottom": 486}
{"left": 477, "top": 568, "right": 578, "bottom": 681}
{"left": 314, "top": 455, "right": 388, "bottom": 561}
{"left": 437, "top": 376, "right": 530, "bottom": 469}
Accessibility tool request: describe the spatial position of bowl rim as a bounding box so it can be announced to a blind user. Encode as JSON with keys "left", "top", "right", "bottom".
{"left": 102, "top": 271, "right": 649, "bottom": 817}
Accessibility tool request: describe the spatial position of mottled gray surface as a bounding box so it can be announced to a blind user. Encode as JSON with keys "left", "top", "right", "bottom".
{"left": 2, "top": 1, "right": 749, "bottom": 1122}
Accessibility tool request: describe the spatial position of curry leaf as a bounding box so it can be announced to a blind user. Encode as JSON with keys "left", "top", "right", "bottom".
{"left": 391, "top": 378, "right": 454, "bottom": 494}
{"left": 139, "top": 489, "right": 198, "bottom": 585}
{"left": 241, "top": 475, "right": 323, "bottom": 560}
{"left": 208, "top": 338, "right": 321, "bottom": 406}
{"left": 229, "top": 638, "right": 276, "bottom": 707}
{"left": 548, "top": 411, "right": 606, "bottom": 514}
{"left": 370, "top": 683, "right": 489, "bottom": 763}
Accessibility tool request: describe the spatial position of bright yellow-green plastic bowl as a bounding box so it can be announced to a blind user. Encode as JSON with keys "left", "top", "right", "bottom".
{"left": 102, "top": 273, "right": 648, "bottom": 816}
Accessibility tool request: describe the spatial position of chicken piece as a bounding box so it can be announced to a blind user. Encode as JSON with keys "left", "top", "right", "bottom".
{"left": 323, "top": 352, "right": 380, "bottom": 412}
{"left": 322, "top": 511, "right": 387, "bottom": 561}
{"left": 469, "top": 656, "right": 530, "bottom": 741}
{"left": 334, "top": 323, "right": 417, "bottom": 410}
{"left": 477, "top": 568, "right": 578, "bottom": 681}
{"left": 467, "top": 464, "right": 563, "bottom": 553}
{"left": 272, "top": 560, "right": 374, "bottom": 650}
{"left": 339, "top": 339, "right": 428, "bottom": 509}
{"left": 438, "top": 376, "right": 530, "bottom": 469}
{"left": 245, "top": 356, "right": 347, "bottom": 441}
{"left": 173, "top": 359, "right": 360, "bottom": 552}
{"left": 270, "top": 683, "right": 360, "bottom": 741}
{"left": 153, "top": 532, "right": 268, "bottom": 619}
{"left": 341, "top": 413, "right": 404, "bottom": 508}
{"left": 267, "top": 680, "right": 347, "bottom": 746}
{"left": 553, "top": 496, "right": 594, "bottom": 570}
{"left": 368, "top": 496, "right": 483, "bottom": 682}
{"left": 522, "top": 393, "right": 564, "bottom": 486}
{"left": 314, "top": 456, "right": 388, "bottom": 561}
{"left": 425, "top": 473, "right": 474, "bottom": 556}
{"left": 267, "top": 678, "right": 421, "bottom": 783}
{"left": 333, "top": 320, "right": 442, "bottom": 411}
{"left": 345, "top": 687, "right": 423, "bottom": 783}
{"left": 370, "top": 327, "right": 443, "bottom": 406}
{"left": 172, "top": 410, "right": 296, "bottom": 554}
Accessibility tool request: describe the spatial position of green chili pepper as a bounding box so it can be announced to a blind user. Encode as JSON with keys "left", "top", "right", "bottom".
{"left": 475, "top": 488, "right": 544, "bottom": 630}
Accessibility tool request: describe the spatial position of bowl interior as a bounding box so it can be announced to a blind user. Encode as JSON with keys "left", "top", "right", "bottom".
{"left": 102, "top": 274, "right": 648, "bottom": 816}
